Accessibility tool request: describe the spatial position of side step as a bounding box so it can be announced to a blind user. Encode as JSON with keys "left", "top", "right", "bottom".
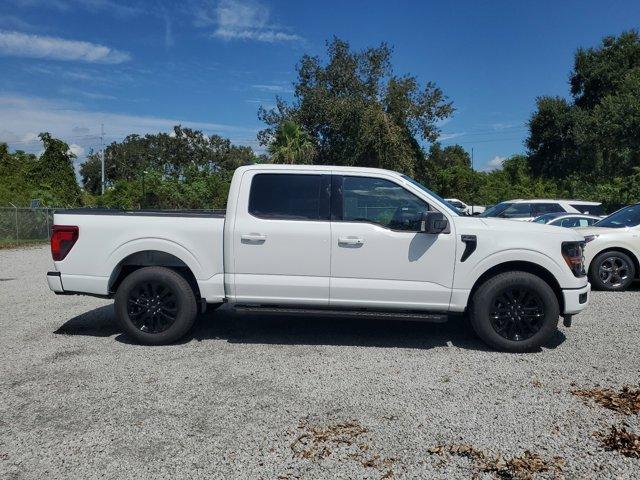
{"left": 234, "top": 305, "right": 449, "bottom": 323}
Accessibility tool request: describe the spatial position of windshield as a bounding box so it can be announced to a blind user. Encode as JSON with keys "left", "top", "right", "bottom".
{"left": 401, "top": 175, "right": 459, "bottom": 216}
{"left": 595, "top": 204, "right": 640, "bottom": 228}
{"left": 480, "top": 202, "right": 513, "bottom": 217}
{"left": 532, "top": 213, "right": 559, "bottom": 224}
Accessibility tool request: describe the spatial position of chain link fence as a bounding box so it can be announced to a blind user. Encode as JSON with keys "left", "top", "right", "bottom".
{"left": 0, "top": 207, "right": 55, "bottom": 244}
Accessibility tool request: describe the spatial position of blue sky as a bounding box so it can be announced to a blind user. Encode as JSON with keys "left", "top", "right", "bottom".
{"left": 0, "top": 0, "right": 639, "bottom": 174}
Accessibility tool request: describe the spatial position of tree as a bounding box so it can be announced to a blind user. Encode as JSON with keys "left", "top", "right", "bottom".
{"left": 80, "top": 126, "right": 258, "bottom": 209}
{"left": 527, "top": 30, "right": 640, "bottom": 185}
{"left": 267, "top": 120, "right": 317, "bottom": 164}
{"left": 29, "top": 133, "right": 82, "bottom": 206}
{"left": 259, "top": 37, "right": 453, "bottom": 175}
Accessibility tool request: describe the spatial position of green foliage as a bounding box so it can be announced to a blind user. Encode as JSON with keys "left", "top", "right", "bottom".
{"left": 527, "top": 30, "right": 640, "bottom": 206}
{"left": 80, "top": 125, "right": 256, "bottom": 209}
{"left": 259, "top": 37, "right": 454, "bottom": 175}
{"left": 0, "top": 134, "right": 81, "bottom": 207}
{"left": 268, "top": 120, "right": 316, "bottom": 164}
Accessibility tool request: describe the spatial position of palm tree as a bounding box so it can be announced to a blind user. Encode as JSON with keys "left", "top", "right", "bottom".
{"left": 268, "top": 121, "right": 317, "bottom": 164}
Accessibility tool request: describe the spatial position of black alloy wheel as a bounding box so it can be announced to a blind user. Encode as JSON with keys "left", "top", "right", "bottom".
{"left": 127, "top": 280, "right": 178, "bottom": 334}
{"left": 489, "top": 287, "right": 544, "bottom": 341}
{"left": 114, "top": 266, "right": 198, "bottom": 345}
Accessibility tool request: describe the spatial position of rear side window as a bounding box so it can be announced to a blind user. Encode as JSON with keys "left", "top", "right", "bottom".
{"left": 570, "top": 203, "right": 604, "bottom": 215}
{"left": 531, "top": 203, "right": 565, "bottom": 216}
{"left": 249, "top": 174, "right": 329, "bottom": 220}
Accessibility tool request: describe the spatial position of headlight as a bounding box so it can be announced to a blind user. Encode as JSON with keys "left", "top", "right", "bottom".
{"left": 562, "top": 241, "right": 586, "bottom": 277}
{"left": 584, "top": 234, "right": 599, "bottom": 243}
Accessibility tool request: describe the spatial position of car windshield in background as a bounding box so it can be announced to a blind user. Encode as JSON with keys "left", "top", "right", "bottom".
{"left": 401, "top": 175, "right": 459, "bottom": 216}
{"left": 533, "top": 213, "right": 561, "bottom": 223}
{"left": 570, "top": 203, "right": 604, "bottom": 215}
{"left": 595, "top": 204, "right": 640, "bottom": 228}
{"left": 479, "top": 202, "right": 512, "bottom": 217}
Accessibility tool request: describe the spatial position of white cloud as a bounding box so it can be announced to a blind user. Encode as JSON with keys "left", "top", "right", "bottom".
{"left": 67, "top": 143, "right": 85, "bottom": 157}
{"left": 209, "top": 0, "right": 302, "bottom": 43}
{"left": 0, "top": 95, "right": 262, "bottom": 165}
{"left": 0, "top": 30, "right": 131, "bottom": 64}
{"left": 484, "top": 156, "right": 506, "bottom": 171}
{"left": 438, "top": 132, "right": 465, "bottom": 141}
{"left": 251, "top": 83, "right": 292, "bottom": 93}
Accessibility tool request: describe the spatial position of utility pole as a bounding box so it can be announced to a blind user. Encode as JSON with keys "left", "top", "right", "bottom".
{"left": 471, "top": 147, "right": 474, "bottom": 172}
{"left": 101, "top": 123, "right": 105, "bottom": 195}
{"left": 471, "top": 147, "right": 475, "bottom": 215}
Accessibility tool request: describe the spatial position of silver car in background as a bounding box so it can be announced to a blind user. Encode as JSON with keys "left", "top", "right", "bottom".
{"left": 532, "top": 212, "right": 601, "bottom": 228}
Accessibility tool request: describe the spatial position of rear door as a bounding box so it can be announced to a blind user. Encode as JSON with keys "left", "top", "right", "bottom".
{"left": 232, "top": 171, "right": 331, "bottom": 305}
{"left": 329, "top": 174, "right": 456, "bottom": 311}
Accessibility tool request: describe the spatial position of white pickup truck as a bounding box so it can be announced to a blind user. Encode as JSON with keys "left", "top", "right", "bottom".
{"left": 47, "top": 164, "right": 591, "bottom": 352}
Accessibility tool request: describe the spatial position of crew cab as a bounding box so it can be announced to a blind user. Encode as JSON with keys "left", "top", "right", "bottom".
{"left": 47, "top": 165, "right": 591, "bottom": 352}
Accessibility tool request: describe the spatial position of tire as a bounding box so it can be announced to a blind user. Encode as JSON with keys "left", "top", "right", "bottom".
{"left": 469, "top": 271, "right": 560, "bottom": 352}
{"left": 589, "top": 251, "right": 635, "bottom": 292}
{"left": 114, "top": 266, "right": 198, "bottom": 345}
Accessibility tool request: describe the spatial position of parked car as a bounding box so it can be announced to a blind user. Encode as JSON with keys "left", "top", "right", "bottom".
{"left": 47, "top": 164, "right": 590, "bottom": 352}
{"left": 480, "top": 199, "right": 604, "bottom": 221}
{"left": 445, "top": 198, "right": 486, "bottom": 215}
{"left": 576, "top": 203, "right": 640, "bottom": 291}
{"left": 533, "top": 213, "right": 601, "bottom": 228}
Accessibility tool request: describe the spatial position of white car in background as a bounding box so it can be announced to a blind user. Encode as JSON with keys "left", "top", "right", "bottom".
{"left": 576, "top": 203, "right": 640, "bottom": 291}
{"left": 445, "top": 198, "right": 486, "bottom": 215}
{"left": 532, "top": 213, "right": 601, "bottom": 228}
{"left": 480, "top": 199, "right": 604, "bottom": 222}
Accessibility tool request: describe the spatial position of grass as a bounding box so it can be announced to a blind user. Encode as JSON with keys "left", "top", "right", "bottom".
{"left": 0, "top": 239, "right": 49, "bottom": 250}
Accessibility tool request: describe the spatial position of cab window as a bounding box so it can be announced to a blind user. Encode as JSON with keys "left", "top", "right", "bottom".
{"left": 339, "top": 176, "right": 429, "bottom": 231}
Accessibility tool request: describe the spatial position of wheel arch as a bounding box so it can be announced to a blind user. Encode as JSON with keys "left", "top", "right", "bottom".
{"left": 468, "top": 261, "right": 564, "bottom": 313}
{"left": 108, "top": 250, "right": 201, "bottom": 298}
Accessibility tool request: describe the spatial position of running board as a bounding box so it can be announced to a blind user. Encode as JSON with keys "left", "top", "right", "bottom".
{"left": 233, "top": 305, "right": 449, "bottom": 323}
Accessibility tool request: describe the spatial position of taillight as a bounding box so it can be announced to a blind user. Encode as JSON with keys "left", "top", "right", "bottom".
{"left": 51, "top": 225, "right": 79, "bottom": 261}
{"left": 561, "top": 241, "right": 586, "bottom": 277}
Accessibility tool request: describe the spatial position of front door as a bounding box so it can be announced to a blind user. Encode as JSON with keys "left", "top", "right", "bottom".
{"left": 232, "top": 171, "right": 331, "bottom": 305}
{"left": 329, "top": 175, "right": 456, "bottom": 311}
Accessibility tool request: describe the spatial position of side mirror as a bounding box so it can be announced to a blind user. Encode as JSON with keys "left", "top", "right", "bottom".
{"left": 420, "top": 211, "right": 449, "bottom": 234}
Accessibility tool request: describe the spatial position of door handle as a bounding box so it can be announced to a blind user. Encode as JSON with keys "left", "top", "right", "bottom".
{"left": 241, "top": 233, "right": 267, "bottom": 243}
{"left": 338, "top": 236, "right": 364, "bottom": 246}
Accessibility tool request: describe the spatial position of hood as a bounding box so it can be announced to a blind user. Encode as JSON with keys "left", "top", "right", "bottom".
{"left": 454, "top": 216, "right": 584, "bottom": 240}
{"left": 574, "top": 225, "right": 634, "bottom": 236}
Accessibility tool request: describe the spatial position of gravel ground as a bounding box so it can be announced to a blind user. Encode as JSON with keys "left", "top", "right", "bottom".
{"left": 1, "top": 246, "right": 639, "bottom": 479}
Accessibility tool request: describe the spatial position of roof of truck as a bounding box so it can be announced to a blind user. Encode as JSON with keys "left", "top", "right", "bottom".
{"left": 237, "top": 164, "right": 400, "bottom": 176}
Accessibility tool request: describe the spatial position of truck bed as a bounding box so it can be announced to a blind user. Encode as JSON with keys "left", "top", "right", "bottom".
{"left": 49, "top": 209, "right": 226, "bottom": 302}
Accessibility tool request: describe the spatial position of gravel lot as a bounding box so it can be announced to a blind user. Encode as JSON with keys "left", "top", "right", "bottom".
{"left": 1, "top": 246, "right": 639, "bottom": 479}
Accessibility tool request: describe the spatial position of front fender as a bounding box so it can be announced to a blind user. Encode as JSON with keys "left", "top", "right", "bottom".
{"left": 457, "top": 248, "right": 580, "bottom": 290}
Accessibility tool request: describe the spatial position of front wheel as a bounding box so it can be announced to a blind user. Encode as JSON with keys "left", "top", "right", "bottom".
{"left": 114, "top": 266, "right": 198, "bottom": 345}
{"left": 469, "top": 271, "right": 560, "bottom": 352}
{"left": 589, "top": 251, "right": 635, "bottom": 291}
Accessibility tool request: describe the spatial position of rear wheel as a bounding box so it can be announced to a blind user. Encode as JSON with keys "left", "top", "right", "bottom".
{"left": 470, "top": 271, "right": 560, "bottom": 352}
{"left": 589, "top": 251, "right": 635, "bottom": 291}
{"left": 114, "top": 266, "right": 197, "bottom": 345}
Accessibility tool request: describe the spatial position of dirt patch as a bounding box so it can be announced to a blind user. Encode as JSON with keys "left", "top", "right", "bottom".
{"left": 570, "top": 385, "right": 640, "bottom": 415}
{"left": 595, "top": 426, "right": 640, "bottom": 458}
{"left": 428, "top": 444, "right": 565, "bottom": 479}
{"left": 290, "top": 420, "right": 396, "bottom": 478}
